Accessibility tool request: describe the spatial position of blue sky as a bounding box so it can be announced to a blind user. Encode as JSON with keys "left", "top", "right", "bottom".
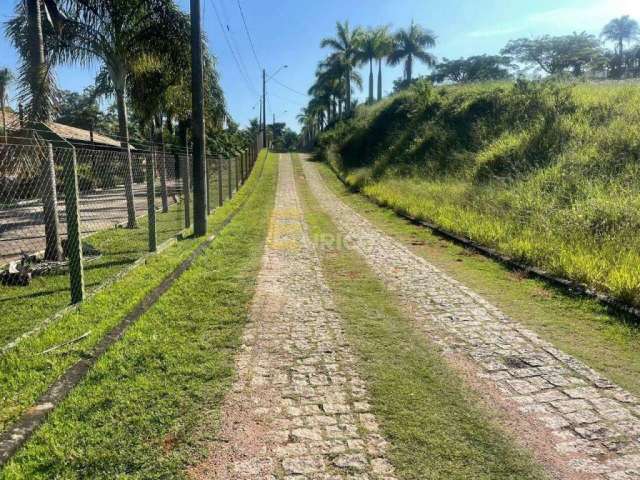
{"left": 1, "top": 0, "right": 638, "bottom": 132}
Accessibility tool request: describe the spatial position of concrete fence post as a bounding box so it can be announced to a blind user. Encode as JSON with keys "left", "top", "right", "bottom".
{"left": 183, "top": 146, "right": 191, "bottom": 229}
{"left": 217, "top": 156, "right": 223, "bottom": 207}
{"left": 159, "top": 144, "right": 169, "bottom": 213}
{"left": 62, "top": 146, "right": 85, "bottom": 304}
{"left": 227, "top": 157, "right": 232, "bottom": 200}
{"left": 146, "top": 149, "right": 157, "bottom": 252}
{"left": 42, "top": 142, "right": 63, "bottom": 261}
{"left": 206, "top": 155, "right": 211, "bottom": 215}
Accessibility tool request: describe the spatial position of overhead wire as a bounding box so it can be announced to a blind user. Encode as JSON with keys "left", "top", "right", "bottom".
{"left": 236, "top": 0, "right": 262, "bottom": 71}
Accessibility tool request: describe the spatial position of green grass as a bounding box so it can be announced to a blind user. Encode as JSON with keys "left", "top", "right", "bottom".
{"left": 0, "top": 199, "right": 187, "bottom": 346}
{"left": 314, "top": 159, "right": 640, "bottom": 400}
{"left": 0, "top": 151, "right": 276, "bottom": 479}
{"left": 0, "top": 151, "right": 268, "bottom": 437}
{"left": 318, "top": 80, "right": 640, "bottom": 309}
{"left": 293, "top": 155, "right": 549, "bottom": 480}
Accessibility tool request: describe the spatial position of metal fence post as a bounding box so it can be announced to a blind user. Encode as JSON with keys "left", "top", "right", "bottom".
{"left": 42, "top": 143, "right": 63, "bottom": 261}
{"left": 183, "top": 145, "right": 191, "bottom": 228}
{"left": 146, "top": 149, "right": 157, "bottom": 252}
{"left": 62, "top": 146, "right": 85, "bottom": 303}
{"left": 217, "top": 156, "right": 223, "bottom": 206}
{"left": 159, "top": 144, "right": 169, "bottom": 213}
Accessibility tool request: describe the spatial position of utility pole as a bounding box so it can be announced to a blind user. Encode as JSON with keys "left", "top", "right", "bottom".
{"left": 262, "top": 69, "right": 267, "bottom": 148}
{"left": 190, "top": 0, "right": 207, "bottom": 236}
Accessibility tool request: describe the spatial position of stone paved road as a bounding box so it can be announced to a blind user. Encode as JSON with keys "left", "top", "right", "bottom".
{"left": 190, "top": 154, "right": 395, "bottom": 480}
{"left": 302, "top": 156, "right": 640, "bottom": 480}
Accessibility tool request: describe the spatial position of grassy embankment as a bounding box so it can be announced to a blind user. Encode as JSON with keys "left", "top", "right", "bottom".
{"left": 293, "top": 155, "right": 549, "bottom": 480}
{"left": 0, "top": 152, "right": 269, "bottom": 443}
{"left": 317, "top": 80, "right": 640, "bottom": 309}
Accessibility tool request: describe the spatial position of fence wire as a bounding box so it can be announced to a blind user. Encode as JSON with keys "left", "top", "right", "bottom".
{"left": 1, "top": 129, "right": 258, "bottom": 307}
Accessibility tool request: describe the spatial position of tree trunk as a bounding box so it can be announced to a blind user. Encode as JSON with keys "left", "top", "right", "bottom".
{"left": 346, "top": 68, "right": 351, "bottom": 113}
{"left": 41, "top": 143, "right": 62, "bottom": 260}
{"left": 157, "top": 114, "right": 169, "bottom": 213}
{"left": 1, "top": 93, "right": 6, "bottom": 143}
{"left": 407, "top": 54, "right": 413, "bottom": 82}
{"left": 377, "top": 59, "right": 383, "bottom": 101}
{"left": 115, "top": 85, "right": 138, "bottom": 228}
{"left": 368, "top": 58, "right": 374, "bottom": 104}
{"left": 26, "top": 0, "right": 48, "bottom": 123}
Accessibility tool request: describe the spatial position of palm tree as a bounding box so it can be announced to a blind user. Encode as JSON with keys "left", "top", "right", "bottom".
{"left": 602, "top": 15, "right": 640, "bottom": 56}
{"left": 0, "top": 68, "right": 13, "bottom": 143}
{"left": 388, "top": 21, "right": 437, "bottom": 82}
{"left": 373, "top": 26, "right": 394, "bottom": 101}
{"left": 44, "top": 0, "right": 191, "bottom": 228}
{"left": 356, "top": 29, "right": 378, "bottom": 104}
{"left": 320, "top": 21, "right": 363, "bottom": 113}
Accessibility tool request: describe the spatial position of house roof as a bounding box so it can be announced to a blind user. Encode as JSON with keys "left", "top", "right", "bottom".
{"left": 2, "top": 109, "right": 122, "bottom": 148}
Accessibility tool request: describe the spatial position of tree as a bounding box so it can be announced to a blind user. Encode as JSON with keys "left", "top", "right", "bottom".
{"left": 388, "top": 21, "right": 437, "bottom": 82}
{"left": 373, "top": 26, "right": 393, "bottom": 101}
{"left": 0, "top": 68, "right": 13, "bottom": 143}
{"left": 45, "top": 0, "right": 191, "bottom": 228}
{"left": 602, "top": 15, "right": 640, "bottom": 56}
{"left": 501, "top": 33, "right": 603, "bottom": 76}
{"left": 356, "top": 29, "right": 378, "bottom": 104}
{"left": 320, "top": 21, "right": 363, "bottom": 113}
{"left": 431, "top": 55, "right": 514, "bottom": 83}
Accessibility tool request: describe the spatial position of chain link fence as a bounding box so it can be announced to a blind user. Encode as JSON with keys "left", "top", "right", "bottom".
{"left": 0, "top": 126, "right": 259, "bottom": 306}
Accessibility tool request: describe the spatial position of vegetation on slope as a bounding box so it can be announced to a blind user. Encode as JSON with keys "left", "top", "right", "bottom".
{"left": 316, "top": 79, "right": 640, "bottom": 308}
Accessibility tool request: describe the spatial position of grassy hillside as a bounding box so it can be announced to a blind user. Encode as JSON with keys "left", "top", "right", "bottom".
{"left": 317, "top": 80, "right": 640, "bottom": 308}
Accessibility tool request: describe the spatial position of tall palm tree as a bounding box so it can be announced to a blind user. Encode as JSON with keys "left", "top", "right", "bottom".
{"left": 388, "top": 21, "right": 437, "bottom": 82}
{"left": 356, "top": 29, "right": 378, "bottom": 104}
{"left": 0, "top": 68, "right": 13, "bottom": 143}
{"left": 320, "top": 21, "right": 363, "bottom": 113}
{"left": 42, "top": 0, "right": 191, "bottom": 228}
{"left": 373, "top": 26, "right": 393, "bottom": 101}
{"left": 602, "top": 15, "right": 640, "bottom": 56}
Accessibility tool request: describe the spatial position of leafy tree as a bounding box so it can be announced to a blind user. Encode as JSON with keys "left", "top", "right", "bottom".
{"left": 320, "top": 21, "right": 363, "bottom": 113}
{"left": 55, "top": 88, "right": 102, "bottom": 130}
{"left": 601, "top": 15, "right": 640, "bottom": 56}
{"left": 0, "top": 68, "right": 13, "bottom": 142}
{"left": 431, "top": 55, "right": 514, "bottom": 83}
{"left": 388, "top": 21, "right": 437, "bottom": 82}
{"left": 501, "top": 32, "right": 603, "bottom": 76}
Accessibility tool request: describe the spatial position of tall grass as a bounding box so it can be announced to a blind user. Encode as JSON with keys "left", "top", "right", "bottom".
{"left": 317, "top": 80, "right": 640, "bottom": 308}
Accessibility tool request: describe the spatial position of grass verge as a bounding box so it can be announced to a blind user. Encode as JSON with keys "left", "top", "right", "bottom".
{"left": 0, "top": 151, "right": 276, "bottom": 479}
{"left": 0, "top": 151, "right": 268, "bottom": 436}
{"left": 293, "top": 155, "right": 548, "bottom": 480}
{"left": 0, "top": 198, "right": 186, "bottom": 346}
{"left": 314, "top": 159, "right": 640, "bottom": 400}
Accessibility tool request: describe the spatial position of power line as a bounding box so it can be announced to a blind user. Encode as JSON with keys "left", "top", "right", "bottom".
{"left": 271, "top": 77, "right": 308, "bottom": 97}
{"left": 236, "top": 0, "right": 262, "bottom": 71}
{"left": 207, "top": 0, "right": 258, "bottom": 96}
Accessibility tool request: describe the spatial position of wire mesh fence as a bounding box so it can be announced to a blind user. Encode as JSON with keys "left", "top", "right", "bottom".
{"left": 0, "top": 127, "right": 260, "bottom": 309}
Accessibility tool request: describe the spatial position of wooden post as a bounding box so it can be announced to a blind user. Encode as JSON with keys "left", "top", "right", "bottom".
{"left": 235, "top": 152, "right": 240, "bottom": 190}
{"left": 227, "top": 156, "right": 232, "bottom": 200}
{"left": 206, "top": 155, "right": 211, "bottom": 215}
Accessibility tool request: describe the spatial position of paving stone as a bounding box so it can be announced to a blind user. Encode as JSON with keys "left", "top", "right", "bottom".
{"left": 199, "top": 156, "right": 395, "bottom": 479}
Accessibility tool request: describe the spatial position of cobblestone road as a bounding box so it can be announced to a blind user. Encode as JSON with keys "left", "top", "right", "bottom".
{"left": 191, "top": 155, "right": 395, "bottom": 480}
{"left": 302, "top": 157, "right": 640, "bottom": 480}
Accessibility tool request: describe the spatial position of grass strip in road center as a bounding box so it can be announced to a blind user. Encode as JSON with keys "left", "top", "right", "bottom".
{"left": 0, "top": 152, "right": 277, "bottom": 478}
{"left": 293, "top": 155, "right": 549, "bottom": 480}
